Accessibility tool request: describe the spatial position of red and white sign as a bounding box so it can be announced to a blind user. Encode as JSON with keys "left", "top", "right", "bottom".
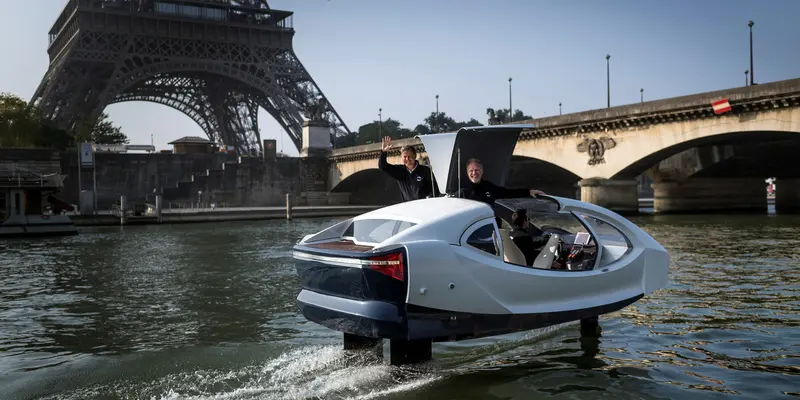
{"left": 712, "top": 98, "right": 732, "bottom": 114}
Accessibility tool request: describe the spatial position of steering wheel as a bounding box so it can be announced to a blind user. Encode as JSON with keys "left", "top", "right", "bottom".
{"left": 540, "top": 226, "right": 572, "bottom": 236}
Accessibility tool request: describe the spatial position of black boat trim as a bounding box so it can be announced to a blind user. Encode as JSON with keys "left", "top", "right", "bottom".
{"left": 297, "top": 290, "right": 643, "bottom": 341}
{"left": 297, "top": 289, "right": 406, "bottom": 339}
{"left": 294, "top": 245, "right": 410, "bottom": 313}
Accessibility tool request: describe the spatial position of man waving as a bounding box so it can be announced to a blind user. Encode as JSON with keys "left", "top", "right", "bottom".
{"left": 378, "top": 136, "right": 440, "bottom": 202}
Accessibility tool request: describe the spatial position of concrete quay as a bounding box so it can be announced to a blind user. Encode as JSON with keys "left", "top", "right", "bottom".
{"left": 71, "top": 205, "right": 382, "bottom": 227}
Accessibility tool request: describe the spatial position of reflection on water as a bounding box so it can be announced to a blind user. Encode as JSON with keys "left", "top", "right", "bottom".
{"left": 1, "top": 215, "right": 799, "bottom": 400}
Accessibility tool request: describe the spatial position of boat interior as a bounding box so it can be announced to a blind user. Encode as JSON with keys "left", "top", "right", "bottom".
{"left": 493, "top": 198, "right": 601, "bottom": 271}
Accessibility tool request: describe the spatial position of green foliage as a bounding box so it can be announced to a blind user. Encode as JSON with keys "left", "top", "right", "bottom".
{"left": 413, "top": 124, "right": 431, "bottom": 135}
{"left": 486, "top": 108, "right": 533, "bottom": 125}
{"left": 423, "top": 112, "right": 483, "bottom": 133}
{"left": 0, "top": 92, "right": 128, "bottom": 149}
{"left": 0, "top": 92, "right": 38, "bottom": 147}
{"left": 332, "top": 108, "right": 530, "bottom": 148}
{"left": 74, "top": 113, "right": 130, "bottom": 145}
{"left": 342, "top": 118, "right": 413, "bottom": 146}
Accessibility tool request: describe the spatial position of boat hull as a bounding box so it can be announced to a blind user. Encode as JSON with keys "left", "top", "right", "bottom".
{"left": 296, "top": 287, "right": 642, "bottom": 342}
{"left": 0, "top": 215, "right": 78, "bottom": 238}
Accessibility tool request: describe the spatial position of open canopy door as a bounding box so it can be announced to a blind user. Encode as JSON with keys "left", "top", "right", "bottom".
{"left": 416, "top": 124, "right": 533, "bottom": 194}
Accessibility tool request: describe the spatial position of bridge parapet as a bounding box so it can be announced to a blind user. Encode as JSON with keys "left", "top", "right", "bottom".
{"left": 515, "top": 78, "right": 800, "bottom": 140}
{"left": 329, "top": 138, "right": 424, "bottom": 163}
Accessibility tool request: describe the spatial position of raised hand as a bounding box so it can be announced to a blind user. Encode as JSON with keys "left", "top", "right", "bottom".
{"left": 381, "top": 136, "right": 392, "bottom": 152}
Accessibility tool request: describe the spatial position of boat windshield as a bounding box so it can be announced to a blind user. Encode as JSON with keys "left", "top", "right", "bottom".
{"left": 342, "top": 219, "right": 417, "bottom": 245}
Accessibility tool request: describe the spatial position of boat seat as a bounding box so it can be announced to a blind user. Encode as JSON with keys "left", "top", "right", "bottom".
{"left": 498, "top": 228, "right": 528, "bottom": 266}
{"left": 532, "top": 234, "right": 562, "bottom": 269}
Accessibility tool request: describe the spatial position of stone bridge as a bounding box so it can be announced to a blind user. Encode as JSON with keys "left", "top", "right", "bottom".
{"left": 326, "top": 78, "right": 800, "bottom": 214}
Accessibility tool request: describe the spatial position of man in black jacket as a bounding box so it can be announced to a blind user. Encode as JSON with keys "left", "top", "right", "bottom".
{"left": 455, "top": 158, "right": 545, "bottom": 206}
{"left": 378, "top": 136, "right": 440, "bottom": 202}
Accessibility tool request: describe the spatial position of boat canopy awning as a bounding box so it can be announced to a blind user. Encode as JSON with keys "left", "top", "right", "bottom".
{"left": 416, "top": 124, "right": 533, "bottom": 194}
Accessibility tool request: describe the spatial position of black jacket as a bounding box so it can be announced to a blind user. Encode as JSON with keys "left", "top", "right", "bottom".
{"left": 378, "top": 151, "right": 440, "bottom": 202}
{"left": 454, "top": 179, "right": 530, "bottom": 206}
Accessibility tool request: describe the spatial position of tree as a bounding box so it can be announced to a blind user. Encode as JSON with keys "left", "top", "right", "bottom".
{"left": 512, "top": 110, "right": 533, "bottom": 121}
{"left": 423, "top": 112, "right": 483, "bottom": 133}
{"left": 413, "top": 124, "right": 431, "bottom": 135}
{"left": 0, "top": 92, "right": 128, "bottom": 148}
{"left": 75, "top": 112, "right": 129, "bottom": 145}
{"left": 331, "top": 112, "right": 484, "bottom": 148}
{"left": 458, "top": 118, "right": 484, "bottom": 129}
{"left": 351, "top": 117, "right": 412, "bottom": 146}
{"left": 0, "top": 92, "right": 40, "bottom": 147}
{"left": 486, "top": 108, "right": 532, "bottom": 125}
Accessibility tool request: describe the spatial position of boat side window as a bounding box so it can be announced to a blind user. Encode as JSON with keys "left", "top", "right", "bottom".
{"left": 575, "top": 213, "right": 632, "bottom": 267}
{"left": 522, "top": 209, "right": 598, "bottom": 271}
{"left": 465, "top": 223, "right": 500, "bottom": 257}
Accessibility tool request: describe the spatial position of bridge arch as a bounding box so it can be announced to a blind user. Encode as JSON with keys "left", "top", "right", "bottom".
{"left": 331, "top": 168, "right": 403, "bottom": 205}
{"left": 515, "top": 106, "right": 800, "bottom": 180}
{"left": 612, "top": 130, "right": 800, "bottom": 181}
{"left": 505, "top": 156, "right": 582, "bottom": 198}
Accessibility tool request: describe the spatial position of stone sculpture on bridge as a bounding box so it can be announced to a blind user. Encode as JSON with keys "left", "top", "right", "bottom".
{"left": 304, "top": 97, "right": 328, "bottom": 123}
{"left": 577, "top": 136, "right": 617, "bottom": 165}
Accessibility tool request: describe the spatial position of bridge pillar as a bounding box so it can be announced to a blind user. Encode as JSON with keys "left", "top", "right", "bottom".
{"left": 652, "top": 177, "right": 766, "bottom": 214}
{"left": 300, "top": 120, "right": 332, "bottom": 158}
{"left": 775, "top": 178, "right": 800, "bottom": 214}
{"left": 299, "top": 120, "right": 350, "bottom": 206}
{"left": 579, "top": 178, "right": 639, "bottom": 214}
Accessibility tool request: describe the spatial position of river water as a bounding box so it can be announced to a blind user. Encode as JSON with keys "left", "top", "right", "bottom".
{"left": 1, "top": 213, "right": 798, "bottom": 400}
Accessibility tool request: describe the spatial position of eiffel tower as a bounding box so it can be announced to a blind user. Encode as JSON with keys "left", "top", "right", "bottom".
{"left": 30, "top": 0, "right": 351, "bottom": 155}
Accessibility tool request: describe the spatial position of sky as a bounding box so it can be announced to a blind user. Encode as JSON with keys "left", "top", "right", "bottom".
{"left": 1, "top": 0, "right": 799, "bottom": 156}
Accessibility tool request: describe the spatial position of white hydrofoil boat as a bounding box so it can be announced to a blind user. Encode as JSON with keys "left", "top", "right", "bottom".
{"left": 292, "top": 124, "right": 669, "bottom": 365}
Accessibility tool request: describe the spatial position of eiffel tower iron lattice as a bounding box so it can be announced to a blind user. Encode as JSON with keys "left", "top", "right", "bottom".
{"left": 30, "top": 0, "right": 351, "bottom": 155}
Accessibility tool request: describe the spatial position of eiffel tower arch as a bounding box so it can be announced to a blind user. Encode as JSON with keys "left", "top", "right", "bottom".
{"left": 30, "top": 0, "right": 351, "bottom": 155}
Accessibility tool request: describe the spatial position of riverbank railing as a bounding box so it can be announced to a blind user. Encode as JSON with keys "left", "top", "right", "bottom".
{"left": 0, "top": 163, "right": 64, "bottom": 188}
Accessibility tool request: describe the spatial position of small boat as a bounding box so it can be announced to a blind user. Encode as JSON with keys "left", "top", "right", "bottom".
{"left": 0, "top": 164, "right": 77, "bottom": 238}
{"left": 292, "top": 124, "right": 670, "bottom": 365}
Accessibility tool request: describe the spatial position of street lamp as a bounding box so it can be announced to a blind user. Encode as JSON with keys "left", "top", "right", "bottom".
{"left": 435, "top": 94, "right": 439, "bottom": 132}
{"left": 559, "top": 102, "right": 562, "bottom": 115}
{"left": 606, "top": 54, "right": 611, "bottom": 108}
{"left": 378, "top": 108, "right": 382, "bottom": 141}
{"left": 745, "top": 69, "right": 749, "bottom": 86}
{"left": 640, "top": 88, "right": 644, "bottom": 103}
{"left": 508, "top": 77, "right": 513, "bottom": 123}
{"left": 748, "top": 20, "right": 754, "bottom": 85}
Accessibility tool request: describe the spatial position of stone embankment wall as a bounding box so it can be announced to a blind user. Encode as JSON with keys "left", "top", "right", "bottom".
{"left": 0, "top": 148, "right": 62, "bottom": 175}
{"left": 1, "top": 148, "right": 349, "bottom": 209}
